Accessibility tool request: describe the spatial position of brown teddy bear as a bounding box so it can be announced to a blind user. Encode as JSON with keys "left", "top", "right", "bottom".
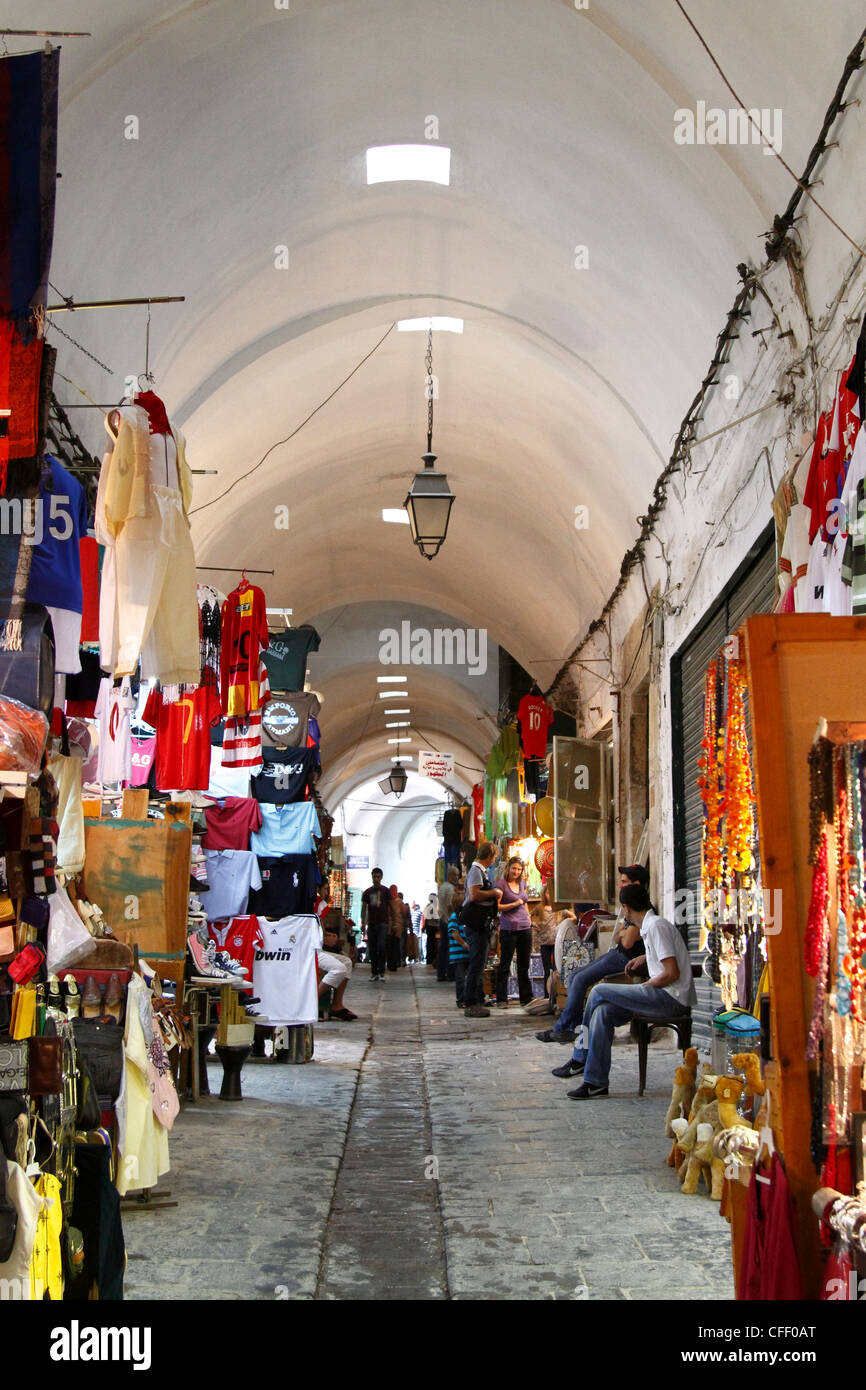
{"left": 664, "top": 1063, "right": 697, "bottom": 1139}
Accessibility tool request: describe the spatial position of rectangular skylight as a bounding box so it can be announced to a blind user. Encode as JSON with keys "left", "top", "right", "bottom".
{"left": 379, "top": 691, "right": 409, "bottom": 698}
{"left": 398, "top": 317, "right": 464, "bottom": 333}
{"left": 385, "top": 708, "right": 410, "bottom": 715}
{"left": 392, "top": 755, "right": 412, "bottom": 763}
{"left": 366, "top": 144, "right": 451, "bottom": 185}
{"left": 386, "top": 722, "right": 411, "bottom": 729}
{"left": 388, "top": 737, "right": 412, "bottom": 745}
{"left": 377, "top": 676, "right": 407, "bottom": 683}
{"left": 382, "top": 508, "right": 410, "bottom": 524}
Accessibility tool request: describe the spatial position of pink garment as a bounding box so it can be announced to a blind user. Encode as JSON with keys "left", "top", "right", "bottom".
{"left": 129, "top": 733, "right": 155, "bottom": 787}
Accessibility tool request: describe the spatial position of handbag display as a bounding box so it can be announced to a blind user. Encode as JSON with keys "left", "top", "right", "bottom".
{"left": 71, "top": 1019, "right": 123, "bottom": 1103}
{"left": 0, "top": 924, "right": 14, "bottom": 962}
{"left": 7, "top": 940, "right": 46, "bottom": 984}
{"left": 27, "top": 1036, "right": 62, "bottom": 1095}
{"left": 9, "top": 985, "right": 36, "bottom": 1040}
{"left": 0, "top": 1040, "right": 28, "bottom": 1092}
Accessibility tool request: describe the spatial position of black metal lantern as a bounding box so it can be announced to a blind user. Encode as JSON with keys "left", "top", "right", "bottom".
{"left": 404, "top": 325, "right": 455, "bottom": 560}
{"left": 378, "top": 762, "right": 409, "bottom": 798}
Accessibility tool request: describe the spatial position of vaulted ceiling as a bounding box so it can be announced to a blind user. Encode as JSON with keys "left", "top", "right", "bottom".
{"left": 11, "top": 0, "right": 862, "bottom": 809}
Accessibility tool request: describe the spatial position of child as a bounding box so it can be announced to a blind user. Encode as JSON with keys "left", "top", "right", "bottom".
{"left": 448, "top": 907, "right": 470, "bottom": 1008}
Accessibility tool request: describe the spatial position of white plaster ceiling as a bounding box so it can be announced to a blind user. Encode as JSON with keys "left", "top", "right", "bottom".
{"left": 9, "top": 0, "right": 862, "bottom": 813}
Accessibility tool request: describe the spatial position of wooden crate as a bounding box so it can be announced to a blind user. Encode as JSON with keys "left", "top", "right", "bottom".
{"left": 82, "top": 816, "right": 191, "bottom": 981}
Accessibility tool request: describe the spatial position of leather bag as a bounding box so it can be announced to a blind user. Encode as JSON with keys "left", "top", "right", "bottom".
{"left": 71, "top": 1019, "right": 123, "bottom": 1103}
{"left": 27, "top": 1035, "right": 62, "bottom": 1095}
{"left": 0, "top": 602, "right": 56, "bottom": 717}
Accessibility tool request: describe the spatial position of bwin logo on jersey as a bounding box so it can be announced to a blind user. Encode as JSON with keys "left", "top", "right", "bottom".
{"left": 255, "top": 949, "right": 293, "bottom": 961}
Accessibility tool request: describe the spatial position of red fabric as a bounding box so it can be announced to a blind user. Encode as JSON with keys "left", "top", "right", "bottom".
{"left": 78, "top": 535, "right": 99, "bottom": 643}
{"left": 803, "top": 411, "right": 832, "bottom": 544}
{"left": 208, "top": 915, "right": 261, "bottom": 984}
{"left": 220, "top": 585, "right": 270, "bottom": 718}
{"left": 737, "top": 1154, "right": 804, "bottom": 1300}
{"left": 134, "top": 390, "right": 171, "bottom": 436}
{"left": 201, "top": 796, "right": 262, "bottom": 851}
{"left": 143, "top": 683, "right": 221, "bottom": 790}
{"left": 0, "top": 319, "right": 43, "bottom": 490}
{"left": 472, "top": 783, "right": 485, "bottom": 843}
{"left": 820, "top": 1244, "right": 856, "bottom": 1300}
{"left": 517, "top": 694, "right": 554, "bottom": 758}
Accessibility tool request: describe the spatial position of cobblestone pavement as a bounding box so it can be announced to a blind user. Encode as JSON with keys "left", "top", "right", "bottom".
{"left": 123, "top": 968, "right": 734, "bottom": 1301}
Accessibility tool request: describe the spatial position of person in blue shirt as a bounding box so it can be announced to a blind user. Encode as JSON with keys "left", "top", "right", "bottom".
{"left": 447, "top": 904, "right": 470, "bottom": 1008}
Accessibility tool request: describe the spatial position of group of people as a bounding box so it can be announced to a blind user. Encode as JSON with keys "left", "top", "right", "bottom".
{"left": 356, "top": 855, "right": 697, "bottom": 1097}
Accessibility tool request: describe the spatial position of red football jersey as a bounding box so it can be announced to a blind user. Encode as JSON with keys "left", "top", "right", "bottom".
{"left": 143, "top": 683, "right": 221, "bottom": 790}
{"left": 517, "top": 694, "right": 554, "bottom": 758}
{"left": 220, "top": 584, "right": 270, "bottom": 718}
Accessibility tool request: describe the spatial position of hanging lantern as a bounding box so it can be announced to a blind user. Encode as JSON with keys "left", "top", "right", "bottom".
{"left": 403, "top": 324, "right": 455, "bottom": 560}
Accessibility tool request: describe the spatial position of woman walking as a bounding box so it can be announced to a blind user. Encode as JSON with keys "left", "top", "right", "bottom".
{"left": 494, "top": 856, "right": 533, "bottom": 1007}
{"left": 422, "top": 892, "right": 440, "bottom": 968}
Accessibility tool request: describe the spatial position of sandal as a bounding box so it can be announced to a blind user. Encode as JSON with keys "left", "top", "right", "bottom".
{"left": 332, "top": 1008, "right": 358, "bottom": 1021}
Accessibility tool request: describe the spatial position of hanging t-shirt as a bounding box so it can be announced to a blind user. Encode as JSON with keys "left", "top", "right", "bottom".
{"left": 442, "top": 808, "right": 463, "bottom": 848}
{"left": 202, "top": 797, "right": 262, "bottom": 851}
{"left": 307, "top": 716, "right": 321, "bottom": 747}
{"left": 206, "top": 745, "right": 251, "bottom": 799}
{"left": 251, "top": 802, "right": 321, "bottom": 856}
{"left": 207, "top": 915, "right": 261, "bottom": 982}
{"left": 249, "top": 853, "right": 321, "bottom": 916}
{"left": 203, "top": 849, "right": 262, "bottom": 920}
{"left": 517, "top": 694, "right": 554, "bottom": 758}
{"left": 95, "top": 677, "right": 135, "bottom": 784}
{"left": 252, "top": 914, "right": 322, "bottom": 1025}
{"left": 128, "top": 732, "right": 156, "bottom": 788}
{"left": 143, "top": 683, "right": 222, "bottom": 791}
{"left": 260, "top": 625, "right": 321, "bottom": 693}
{"left": 64, "top": 648, "right": 104, "bottom": 718}
{"left": 219, "top": 584, "right": 269, "bottom": 717}
{"left": 251, "top": 746, "right": 318, "bottom": 804}
{"left": 25, "top": 458, "right": 89, "bottom": 614}
{"left": 260, "top": 693, "right": 321, "bottom": 750}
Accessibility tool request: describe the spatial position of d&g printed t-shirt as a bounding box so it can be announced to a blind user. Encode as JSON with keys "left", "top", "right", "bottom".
{"left": 250, "top": 746, "right": 318, "bottom": 804}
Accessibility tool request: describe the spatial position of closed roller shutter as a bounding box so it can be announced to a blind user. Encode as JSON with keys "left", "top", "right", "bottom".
{"left": 670, "top": 524, "right": 777, "bottom": 1048}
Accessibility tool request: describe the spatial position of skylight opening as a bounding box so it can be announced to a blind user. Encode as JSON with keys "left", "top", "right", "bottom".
{"left": 382, "top": 508, "right": 410, "bottom": 524}
{"left": 366, "top": 144, "right": 451, "bottom": 186}
{"left": 397, "top": 317, "right": 463, "bottom": 334}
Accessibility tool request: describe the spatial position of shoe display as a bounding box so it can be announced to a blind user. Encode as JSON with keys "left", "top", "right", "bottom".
{"left": 464, "top": 1004, "right": 490, "bottom": 1018}
{"left": 551, "top": 1059, "right": 585, "bottom": 1078}
{"left": 81, "top": 975, "right": 103, "bottom": 1019}
{"left": 187, "top": 932, "right": 237, "bottom": 980}
{"left": 63, "top": 975, "right": 80, "bottom": 1018}
{"left": 567, "top": 1082, "right": 609, "bottom": 1100}
{"left": 211, "top": 948, "right": 250, "bottom": 976}
{"left": 104, "top": 972, "right": 125, "bottom": 1025}
{"left": 47, "top": 974, "right": 63, "bottom": 1012}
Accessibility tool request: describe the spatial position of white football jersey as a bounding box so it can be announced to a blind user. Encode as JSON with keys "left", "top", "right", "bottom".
{"left": 252, "top": 915, "right": 322, "bottom": 1024}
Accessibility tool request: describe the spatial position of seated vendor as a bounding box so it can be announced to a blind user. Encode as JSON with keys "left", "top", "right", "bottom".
{"left": 551, "top": 882, "right": 696, "bottom": 1098}
{"left": 319, "top": 906, "right": 357, "bottom": 1021}
{"left": 535, "top": 864, "right": 651, "bottom": 1046}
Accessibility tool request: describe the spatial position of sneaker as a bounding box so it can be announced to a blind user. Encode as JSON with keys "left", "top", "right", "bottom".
{"left": 245, "top": 1005, "right": 267, "bottom": 1019}
{"left": 495, "top": 1001, "right": 509, "bottom": 1009}
{"left": 464, "top": 1005, "right": 490, "bottom": 1018}
{"left": 567, "top": 1082, "right": 609, "bottom": 1100}
{"left": 187, "top": 933, "right": 236, "bottom": 980}
{"left": 211, "top": 947, "right": 250, "bottom": 976}
{"left": 551, "top": 1059, "right": 585, "bottom": 1078}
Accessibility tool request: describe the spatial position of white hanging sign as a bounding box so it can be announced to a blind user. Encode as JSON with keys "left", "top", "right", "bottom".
{"left": 418, "top": 750, "right": 454, "bottom": 778}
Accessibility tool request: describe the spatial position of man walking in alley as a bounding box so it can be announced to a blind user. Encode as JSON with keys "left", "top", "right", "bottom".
{"left": 461, "top": 842, "right": 502, "bottom": 1018}
{"left": 558, "top": 882, "right": 696, "bottom": 1098}
{"left": 361, "top": 867, "right": 391, "bottom": 982}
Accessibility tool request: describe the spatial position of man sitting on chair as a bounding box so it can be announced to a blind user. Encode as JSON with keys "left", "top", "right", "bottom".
{"left": 552, "top": 883, "right": 696, "bottom": 1099}
{"left": 535, "top": 864, "right": 651, "bottom": 1047}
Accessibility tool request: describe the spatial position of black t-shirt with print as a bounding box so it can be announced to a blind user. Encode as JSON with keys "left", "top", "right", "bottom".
{"left": 251, "top": 746, "right": 318, "bottom": 804}
{"left": 248, "top": 853, "right": 320, "bottom": 916}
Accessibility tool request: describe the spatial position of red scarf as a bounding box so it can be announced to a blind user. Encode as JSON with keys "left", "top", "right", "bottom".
{"left": 135, "top": 390, "right": 171, "bottom": 436}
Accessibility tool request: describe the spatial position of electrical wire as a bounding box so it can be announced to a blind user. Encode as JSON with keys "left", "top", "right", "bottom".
{"left": 188, "top": 322, "right": 397, "bottom": 517}
{"left": 673, "top": 2, "right": 866, "bottom": 261}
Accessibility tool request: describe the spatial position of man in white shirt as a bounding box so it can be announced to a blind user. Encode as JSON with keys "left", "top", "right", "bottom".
{"left": 565, "top": 884, "right": 697, "bottom": 1100}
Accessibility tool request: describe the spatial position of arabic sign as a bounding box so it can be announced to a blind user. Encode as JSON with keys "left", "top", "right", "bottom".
{"left": 418, "top": 750, "right": 454, "bottom": 778}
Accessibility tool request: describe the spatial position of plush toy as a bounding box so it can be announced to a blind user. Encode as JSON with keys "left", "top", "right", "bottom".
{"left": 667, "top": 1116, "right": 689, "bottom": 1168}
{"left": 715, "top": 1074, "right": 747, "bottom": 1129}
{"left": 679, "top": 1102, "right": 721, "bottom": 1195}
{"left": 664, "top": 1064, "right": 696, "bottom": 1138}
{"left": 683, "top": 1046, "right": 699, "bottom": 1081}
{"left": 732, "top": 1050, "right": 766, "bottom": 1126}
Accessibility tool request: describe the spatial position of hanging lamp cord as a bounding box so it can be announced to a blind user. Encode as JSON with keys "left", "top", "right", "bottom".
{"left": 426, "top": 324, "right": 434, "bottom": 454}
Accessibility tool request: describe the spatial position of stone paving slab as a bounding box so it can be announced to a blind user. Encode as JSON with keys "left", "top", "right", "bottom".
{"left": 122, "top": 967, "right": 733, "bottom": 1300}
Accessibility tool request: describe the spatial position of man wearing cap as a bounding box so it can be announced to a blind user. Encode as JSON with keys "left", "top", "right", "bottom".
{"left": 535, "top": 864, "right": 652, "bottom": 1047}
